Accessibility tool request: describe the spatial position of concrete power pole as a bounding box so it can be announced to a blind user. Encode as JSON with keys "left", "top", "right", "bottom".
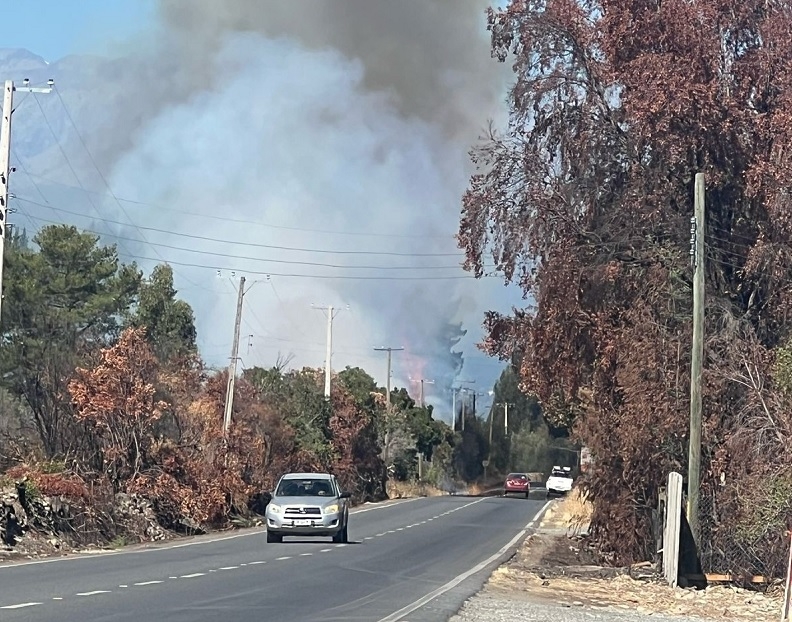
{"left": 454, "top": 380, "right": 476, "bottom": 432}
{"left": 374, "top": 346, "right": 404, "bottom": 475}
{"left": 687, "top": 172, "right": 706, "bottom": 546}
{"left": 0, "top": 78, "right": 53, "bottom": 325}
{"left": 496, "top": 402, "right": 514, "bottom": 435}
{"left": 222, "top": 275, "right": 246, "bottom": 435}
{"left": 374, "top": 346, "right": 404, "bottom": 406}
{"left": 314, "top": 305, "right": 345, "bottom": 399}
{"left": 417, "top": 378, "right": 434, "bottom": 408}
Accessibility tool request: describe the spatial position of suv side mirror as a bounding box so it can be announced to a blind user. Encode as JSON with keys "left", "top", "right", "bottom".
{"left": 339, "top": 491, "right": 351, "bottom": 499}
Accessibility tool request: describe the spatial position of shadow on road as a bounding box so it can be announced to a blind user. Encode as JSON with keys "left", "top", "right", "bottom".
{"left": 277, "top": 538, "right": 363, "bottom": 545}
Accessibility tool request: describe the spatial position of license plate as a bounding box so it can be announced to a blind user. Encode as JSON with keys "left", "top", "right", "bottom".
{"left": 294, "top": 520, "right": 311, "bottom": 526}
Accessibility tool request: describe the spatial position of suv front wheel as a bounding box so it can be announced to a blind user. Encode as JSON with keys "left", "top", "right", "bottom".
{"left": 267, "top": 531, "right": 283, "bottom": 543}
{"left": 332, "top": 523, "right": 349, "bottom": 543}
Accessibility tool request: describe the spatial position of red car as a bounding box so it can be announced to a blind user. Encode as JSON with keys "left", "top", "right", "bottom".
{"left": 503, "top": 472, "right": 531, "bottom": 497}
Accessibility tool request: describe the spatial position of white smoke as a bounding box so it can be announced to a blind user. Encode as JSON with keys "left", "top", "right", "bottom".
{"left": 10, "top": 2, "right": 524, "bottom": 421}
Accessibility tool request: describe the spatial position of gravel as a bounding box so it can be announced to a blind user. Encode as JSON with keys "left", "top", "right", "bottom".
{"left": 449, "top": 591, "right": 706, "bottom": 622}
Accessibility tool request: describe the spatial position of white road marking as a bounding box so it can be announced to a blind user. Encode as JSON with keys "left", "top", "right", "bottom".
{"left": 1, "top": 602, "right": 41, "bottom": 609}
{"left": 396, "top": 528, "right": 404, "bottom": 531}
{"left": 300, "top": 553, "right": 312, "bottom": 556}
{"left": 180, "top": 573, "right": 205, "bottom": 578}
{"left": 320, "top": 548, "right": 332, "bottom": 552}
{"left": 52, "top": 597, "right": 63, "bottom": 601}
{"left": 219, "top": 566, "right": 238, "bottom": 570}
{"left": 248, "top": 561, "right": 266, "bottom": 565}
{"left": 0, "top": 498, "right": 422, "bottom": 571}
{"left": 364, "top": 537, "right": 374, "bottom": 540}
{"left": 376, "top": 499, "right": 554, "bottom": 622}
{"left": 239, "top": 563, "right": 247, "bottom": 566}
{"left": 276, "top": 556, "right": 291, "bottom": 560}
{"left": 376, "top": 533, "right": 386, "bottom": 537}
{"left": 334, "top": 544, "right": 346, "bottom": 548}
{"left": 76, "top": 590, "right": 112, "bottom": 597}
{"left": 350, "top": 497, "right": 422, "bottom": 515}
{"left": 119, "top": 585, "right": 128, "bottom": 588}
{"left": 134, "top": 580, "right": 163, "bottom": 586}
{"left": 169, "top": 576, "right": 178, "bottom": 579}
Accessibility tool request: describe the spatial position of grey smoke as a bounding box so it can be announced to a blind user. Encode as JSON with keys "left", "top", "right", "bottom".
{"left": 156, "top": 0, "right": 507, "bottom": 144}
{"left": 7, "top": 2, "right": 520, "bottom": 420}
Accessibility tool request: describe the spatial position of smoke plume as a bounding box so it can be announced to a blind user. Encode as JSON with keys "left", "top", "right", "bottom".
{"left": 14, "top": 2, "right": 520, "bottom": 420}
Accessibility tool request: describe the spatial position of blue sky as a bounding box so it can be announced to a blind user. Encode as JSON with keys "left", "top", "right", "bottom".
{"left": 0, "top": 0, "right": 156, "bottom": 60}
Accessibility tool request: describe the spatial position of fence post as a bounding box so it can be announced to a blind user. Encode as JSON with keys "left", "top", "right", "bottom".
{"left": 663, "top": 471, "right": 683, "bottom": 587}
{"left": 782, "top": 531, "right": 792, "bottom": 622}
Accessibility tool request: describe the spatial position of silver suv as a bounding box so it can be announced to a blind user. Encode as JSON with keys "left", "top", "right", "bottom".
{"left": 265, "top": 472, "right": 350, "bottom": 543}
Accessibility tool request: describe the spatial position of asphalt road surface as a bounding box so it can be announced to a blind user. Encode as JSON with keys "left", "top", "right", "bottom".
{"left": 0, "top": 494, "right": 548, "bottom": 622}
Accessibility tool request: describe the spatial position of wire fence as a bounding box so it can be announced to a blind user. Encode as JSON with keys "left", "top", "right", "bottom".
{"left": 698, "top": 487, "right": 789, "bottom": 579}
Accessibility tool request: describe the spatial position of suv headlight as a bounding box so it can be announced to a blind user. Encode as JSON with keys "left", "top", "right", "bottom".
{"left": 324, "top": 503, "right": 340, "bottom": 515}
{"left": 268, "top": 504, "right": 282, "bottom": 514}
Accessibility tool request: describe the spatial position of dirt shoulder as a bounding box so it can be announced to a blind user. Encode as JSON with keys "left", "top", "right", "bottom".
{"left": 451, "top": 491, "right": 783, "bottom": 622}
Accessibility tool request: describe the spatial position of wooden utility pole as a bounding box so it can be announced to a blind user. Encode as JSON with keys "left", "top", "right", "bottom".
{"left": 223, "top": 276, "right": 246, "bottom": 435}
{"left": 687, "top": 173, "right": 705, "bottom": 546}
{"left": 0, "top": 78, "right": 53, "bottom": 326}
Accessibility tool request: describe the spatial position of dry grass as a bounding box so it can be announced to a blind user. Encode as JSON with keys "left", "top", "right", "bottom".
{"left": 541, "top": 487, "right": 593, "bottom": 535}
{"left": 386, "top": 480, "right": 446, "bottom": 499}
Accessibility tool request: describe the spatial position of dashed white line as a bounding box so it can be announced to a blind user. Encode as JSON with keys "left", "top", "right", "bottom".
{"left": 169, "top": 576, "right": 178, "bottom": 579}
{"left": 1, "top": 602, "right": 41, "bottom": 609}
{"left": 248, "top": 561, "right": 267, "bottom": 565}
{"left": 76, "top": 590, "right": 111, "bottom": 597}
{"left": 364, "top": 537, "right": 374, "bottom": 540}
{"left": 320, "top": 548, "right": 332, "bottom": 552}
{"left": 180, "top": 572, "right": 205, "bottom": 578}
{"left": 119, "top": 585, "right": 128, "bottom": 588}
{"left": 134, "top": 580, "right": 163, "bottom": 586}
{"left": 300, "top": 553, "right": 313, "bottom": 557}
{"left": 276, "top": 556, "right": 291, "bottom": 560}
{"left": 219, "top": 566, "right": 238, "bottom": 570}
{"left": 52, "top": 597, "right": 63, "bottom": 601}
{"left": 377, "top": 499, "right": 554, "bottom": 622}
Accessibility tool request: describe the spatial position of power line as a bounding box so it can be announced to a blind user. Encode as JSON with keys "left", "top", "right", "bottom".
{"left": 16, "top": 195, "right": 461, "bottom": 258}
{"left": 47, "top": 88, "right": 206, "bottom": 291}
{"left": 21, "top": 170, "right": 455, "bottom": 241}
{"left": 15, "top": 210, "right": 475, "bottom": 271}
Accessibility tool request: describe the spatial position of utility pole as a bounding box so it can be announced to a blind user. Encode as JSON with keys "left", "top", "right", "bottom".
{"left": 374, "top": 346, "right": 404, "bottom": 479}
{"left": 496, "top": 402, "right": 514, "bottom": 435}
{"left": 0, "top": 78, "right": 53, "bottom": 325}
{"left": 374, "top": 346, "right": 404, "bottom": 406}
{"left": 687, "top": 172, "right": 705, "bottom": 546}
{"left": 416, "top": 378, "right": 434, "bottom": 407}
{"left": 454, "top": 380, "right": 476, "bottom": 432}
{"left": 223, "top": 275, "right": 246, "bottom": 435}
{"left": 314, "top": 305, "right": 345, "bottom": 399}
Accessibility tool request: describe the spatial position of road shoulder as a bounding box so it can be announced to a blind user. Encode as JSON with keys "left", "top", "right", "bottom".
{"left": 449, "top": 490, "right": 782, "bottom": 622}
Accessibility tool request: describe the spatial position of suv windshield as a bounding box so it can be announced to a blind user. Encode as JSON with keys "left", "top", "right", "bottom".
{"left": 276, "top": 478, "right": 335, "bottom": 497}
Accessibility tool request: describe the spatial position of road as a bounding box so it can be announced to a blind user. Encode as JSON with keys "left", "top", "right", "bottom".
{"left": 0, "top": 494, "right": 548, "bottom": 622}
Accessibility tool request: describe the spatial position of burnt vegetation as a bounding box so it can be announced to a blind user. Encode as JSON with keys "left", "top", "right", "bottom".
{"left": 459, "top": 0, "right": 792, "bottom": 576}
{"left": 0, "top": 226, "right": 559, "bottom": 549}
